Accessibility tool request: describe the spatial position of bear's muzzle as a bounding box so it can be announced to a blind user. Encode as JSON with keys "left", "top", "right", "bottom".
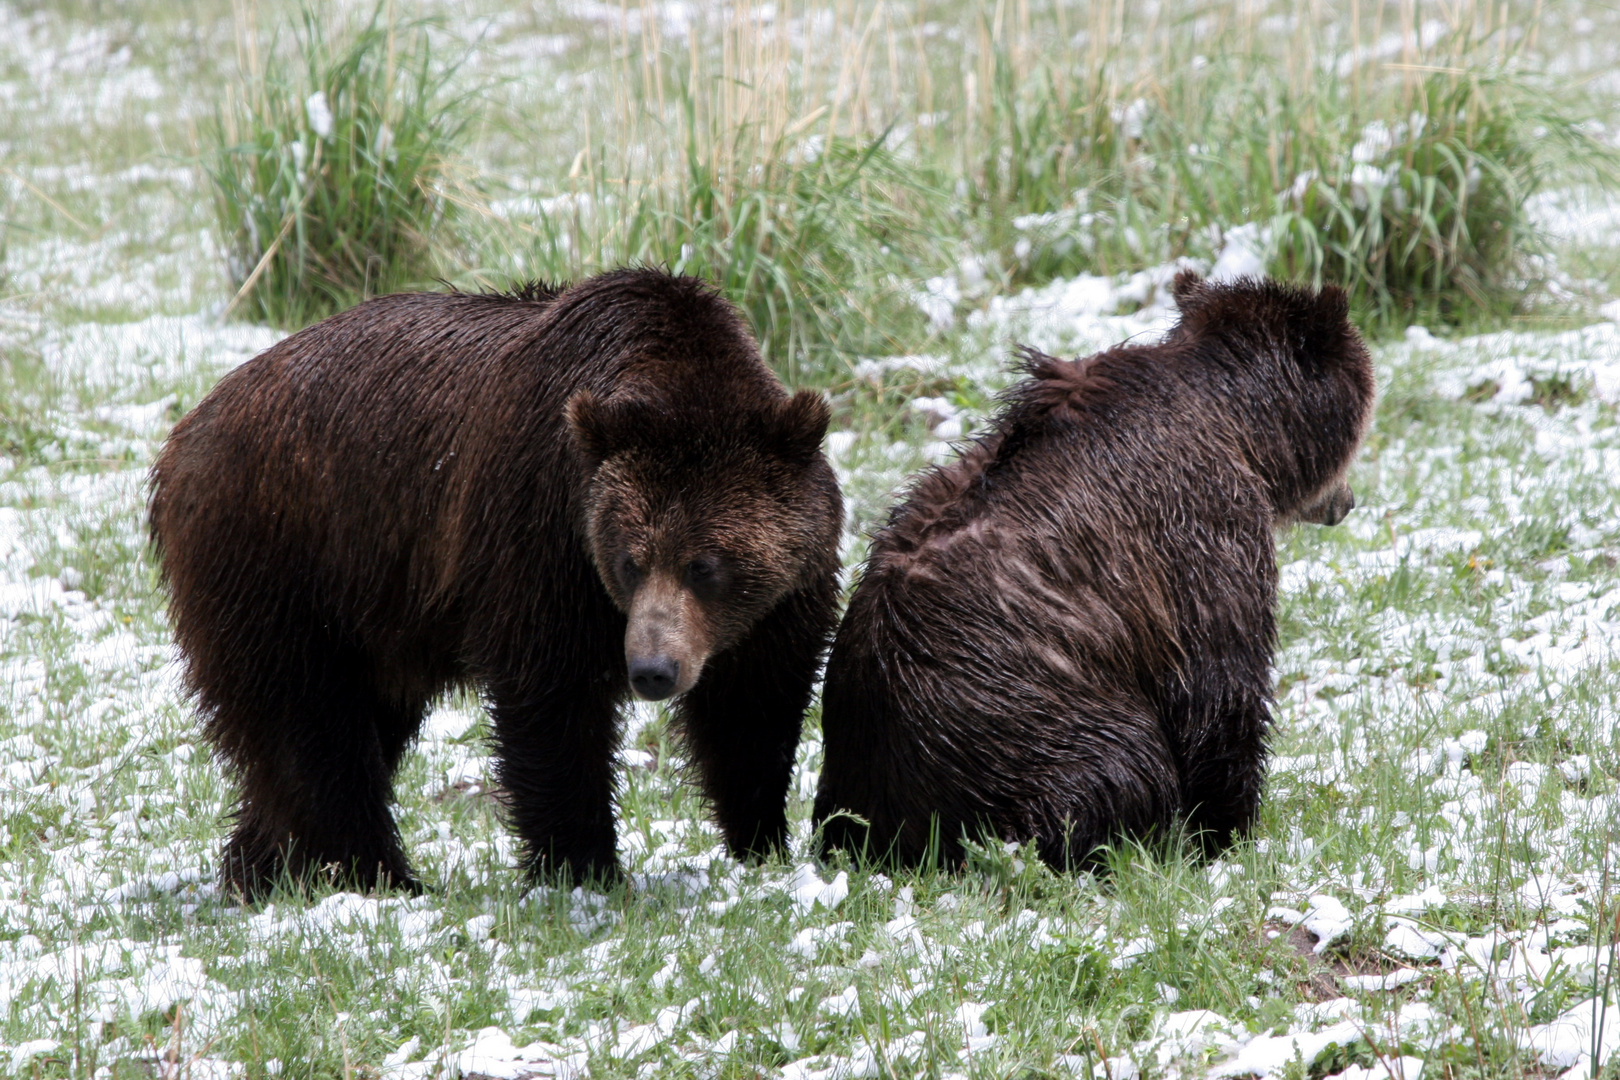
{"left": 1297, "top": 479, "right": 1355, "bottom": 526}
{"left": 625, "top": 572, "right": 711, "bottom": 700}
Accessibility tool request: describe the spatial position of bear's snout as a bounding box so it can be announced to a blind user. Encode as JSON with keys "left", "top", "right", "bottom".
{"left": 1296, "top": 479, "right": 1355, "bottom": 526}
{"left": 1324, "top": 484, "right": 1355, "bottom": 525}
{"left": 625, "top": 572, "right": 711, "bottom": 700}
{"left": 630, "top": 656, "right": 680, "bottom": 700}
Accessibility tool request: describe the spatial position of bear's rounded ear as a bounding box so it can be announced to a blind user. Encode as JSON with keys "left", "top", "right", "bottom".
{"left": 1172, "top": 270, "right": 1207, "bottom": 310}
{"left": 1293, "top": 283, "right": 1358, "bottom": 369}
{"left": 1313, "top": 282, "right": 1351, "bottom": 325}
{"left": 565, "top": 390, "right": 614, "bottom": 469}
{"left": 773, "top": 389, "right": 832, "bottom": 465}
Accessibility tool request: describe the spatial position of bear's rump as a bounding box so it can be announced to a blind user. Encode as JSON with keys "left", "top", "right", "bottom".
{"left": 828, "top": 582, "right": 1182, "bottom": 861}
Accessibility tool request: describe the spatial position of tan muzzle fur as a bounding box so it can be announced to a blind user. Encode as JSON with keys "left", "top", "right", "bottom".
{"left": 624, "top": 572, "right": 712, "bottom": 700}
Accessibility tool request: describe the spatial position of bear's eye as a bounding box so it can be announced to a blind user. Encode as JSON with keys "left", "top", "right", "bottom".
{"left": 685, "top": 557, "right": 722, "bottom": 593}
{"left": 617, "top": 553, "right": 642, "bottom": 587}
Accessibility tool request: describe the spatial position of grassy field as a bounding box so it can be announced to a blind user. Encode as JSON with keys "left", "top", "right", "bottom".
{"left": 3, "top": 1, "right": 1620, "bottom": 1078}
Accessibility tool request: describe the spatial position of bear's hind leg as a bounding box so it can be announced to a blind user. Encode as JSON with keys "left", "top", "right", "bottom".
{"left": 207, "top": 639, "right": 424, "bottom": 900}
{"left": 1033, "top": 702, "right": 1186, "bottom": 871}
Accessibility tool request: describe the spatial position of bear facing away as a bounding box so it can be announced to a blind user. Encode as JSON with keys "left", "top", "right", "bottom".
{"left": 149, "top": 269, "right": 843, "bottom": 898}
{"left": 812, "top": 273, "right": 1374, "bottom": 869}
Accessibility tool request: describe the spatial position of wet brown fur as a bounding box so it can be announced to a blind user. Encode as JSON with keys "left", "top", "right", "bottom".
{"left": 149, "top": 269, "right": 843, "bottom": 897}
{"left": 812, "top": 273, "right": 1374, "bottom": 869}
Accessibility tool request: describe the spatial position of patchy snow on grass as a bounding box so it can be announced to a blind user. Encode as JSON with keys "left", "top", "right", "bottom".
{"left": 4, "top": 267, "right": 1619, "bottom": 1077}
{"left": 4, "top": 7, "right": 1620, "bottom": 1071}
{"left": 42, "top": 315, "right": 283, "bottom": 399}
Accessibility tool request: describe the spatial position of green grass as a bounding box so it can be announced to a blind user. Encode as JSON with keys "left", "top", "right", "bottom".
{"left": 203, "top": 1, "right": 1619, "bottom": 371}
{"left": 498, "top": 124, "right": 933, "bottom": 388}
{"left": 955, "top": 4, "right": 1616, "bottom": 332}
{"left": 462, "top": 11, "right": 943, "bottom": 386}
{"left": 207, "top": 1, "right": 473, "bottom": 328}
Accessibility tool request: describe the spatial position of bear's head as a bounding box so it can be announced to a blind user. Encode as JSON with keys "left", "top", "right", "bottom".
{"left": 566, "top": 387, "right": 837, "bottom": 701}
{"left": 1170, "top": 271, "right": 1376, "bottom": 528}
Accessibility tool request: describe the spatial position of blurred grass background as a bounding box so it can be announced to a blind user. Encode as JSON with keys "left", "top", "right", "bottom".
{"left": 206, "top": 0, "right": 1617, "bottom": 385}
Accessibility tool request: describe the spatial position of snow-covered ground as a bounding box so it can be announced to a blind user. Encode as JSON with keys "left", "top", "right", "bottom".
{"left": 4, "top": 240, "right": 1618, "bottom": 1076}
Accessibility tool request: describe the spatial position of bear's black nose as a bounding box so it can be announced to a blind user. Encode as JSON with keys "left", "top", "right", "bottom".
{"left": 630, "top": 656, "right": 680, "bottom": 701}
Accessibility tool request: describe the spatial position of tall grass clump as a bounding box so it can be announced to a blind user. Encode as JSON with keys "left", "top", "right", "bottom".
{"left": 208, "top": 3, "right": 471, "bottom": 328}
{"left": 950, "top": 2, "right": 1615, "bottom": 331}
{"left": 1270, "top": 65, "right": 1603, "bottom": 328}
{"left": 476, "top": 2, "right": 942, "bottom": 385}
{"left": 472, "top": 0, "right": 1613, "bottom": 371}
{"left": 523, "top": 126, "right": 928, "bottom": 385}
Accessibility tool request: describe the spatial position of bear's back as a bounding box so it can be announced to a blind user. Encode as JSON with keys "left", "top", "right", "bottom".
{"left": 862, "top": 339, "right": 1264, "bottom": 643}
{"left": 150, "top": 272, "right": 794, "bottom": 638}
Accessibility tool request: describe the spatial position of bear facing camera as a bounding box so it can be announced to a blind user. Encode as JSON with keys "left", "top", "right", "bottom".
{"left": 149, "top": 269, "right": 843, "bottom": 898}
{"left": 813, "top": 273, "right": 1375, "bottom": 870}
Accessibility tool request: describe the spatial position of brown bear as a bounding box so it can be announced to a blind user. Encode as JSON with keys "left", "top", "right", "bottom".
{"left": 148, "top": 269, "right": 843, "bottom": 898}
{"left": 812, "top": 273, "right": 1374, "bottom": 869}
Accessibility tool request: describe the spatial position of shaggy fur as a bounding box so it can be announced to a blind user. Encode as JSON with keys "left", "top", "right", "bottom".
{"left": 812, "top": 273, "right": 1375, "bottom": 869}
{"left": 149, "top": 269, "right": 843, "bottom": 898}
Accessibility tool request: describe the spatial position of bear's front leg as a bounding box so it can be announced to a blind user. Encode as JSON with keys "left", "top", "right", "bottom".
{"left": 675, "top": 585, "right": 836, "bottom": 861}
{"left": 489, "top": 675, "right": 625, "bottom": 884}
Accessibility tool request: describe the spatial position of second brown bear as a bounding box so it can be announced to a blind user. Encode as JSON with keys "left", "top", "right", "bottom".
{"left": 813, "top": 273, "right": 1374, "bottom": 868}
